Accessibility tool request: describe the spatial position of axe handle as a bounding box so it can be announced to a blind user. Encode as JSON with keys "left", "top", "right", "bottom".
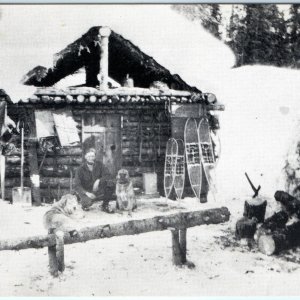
{"left": 245, "top": 172, "right": 260, "bottom": 198}
{"left": 245, "top": 172, "right": 258, "bottom": 194}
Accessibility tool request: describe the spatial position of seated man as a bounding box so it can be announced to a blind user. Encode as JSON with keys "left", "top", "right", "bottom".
{"left": 74, "top": 148, "right": 112, "bottom": 212}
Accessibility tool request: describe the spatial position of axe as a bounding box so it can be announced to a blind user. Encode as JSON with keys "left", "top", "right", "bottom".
{"left": 245, "top": 172, "right": 261, "bottom": 198}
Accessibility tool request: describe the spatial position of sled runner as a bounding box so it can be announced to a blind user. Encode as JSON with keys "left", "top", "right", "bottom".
{"left": 198, "top": 117, "right": 217, "bottom": 196}
{"left": 164, "top": 137, "right": 178, "bottom": 199}
{"left": 173, "top": 139, "right": 185, "bottom": 200}
{"left": 184, "top": 118, "right": 202, "bottom": 200}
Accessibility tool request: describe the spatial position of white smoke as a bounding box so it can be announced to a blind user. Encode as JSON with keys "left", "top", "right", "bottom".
{"left": 0, "top": 4, "right": 299, "bottom": 200}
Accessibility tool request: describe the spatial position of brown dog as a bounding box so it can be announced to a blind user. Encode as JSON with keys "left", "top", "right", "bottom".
{"left": 43, "top": 193, "right": 84, "bottom": 233}
{"left": 116, "top": 169, "right": 137, "bottom": 216}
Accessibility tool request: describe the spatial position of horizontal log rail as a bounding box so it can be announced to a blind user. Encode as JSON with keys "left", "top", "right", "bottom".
{"left": 34, "top": 86, "right": 194, "bottom": 97}
{"left": 0, "top": 207, "right": 229, "bottom": 251}
{"left": 0, "top": 207, "right": 230, "bottom": 276}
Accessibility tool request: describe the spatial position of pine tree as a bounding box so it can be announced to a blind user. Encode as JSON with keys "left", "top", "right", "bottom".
{"left": 288, "top": 4, "right": 300, "bottom": 67}
{"left": 269, "top": 8, "right": 289, "bottom": 66}
{"left": 233, "top": 4, "right": 288, "bottom": 66}
{"left": 226, "top": 5, "right": 247, "bottom": 66}
{"left": 201, "top": 4, "right": 222, "bottom": 39}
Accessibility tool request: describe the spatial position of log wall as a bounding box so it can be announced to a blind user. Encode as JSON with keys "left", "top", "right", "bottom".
{"left": 6, "top": 104, "right": 171, "bottom": 203}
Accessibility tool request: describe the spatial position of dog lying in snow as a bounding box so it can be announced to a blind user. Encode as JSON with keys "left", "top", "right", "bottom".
{"left": 116, "top": 169, "right": 137, "bottom": 216}
{"left": 43, "top": 193, "right": 84, "bottom": 234}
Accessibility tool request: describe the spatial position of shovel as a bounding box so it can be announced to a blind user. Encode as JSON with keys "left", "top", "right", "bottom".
{"left": 12, "top": 124, "right": 31, "bottom": 206}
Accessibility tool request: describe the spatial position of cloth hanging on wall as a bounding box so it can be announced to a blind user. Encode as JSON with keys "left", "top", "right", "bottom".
{"left": 35, "top": 109, "right": 79, "bottom": 147}
{"left": 35, "top": 110, "right": 55, "bottom": 139}
{"left": 52, "top": 109, "right": 80, "bottom": 146}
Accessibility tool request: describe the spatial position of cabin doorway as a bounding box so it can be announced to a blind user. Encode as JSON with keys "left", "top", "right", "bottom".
{"left": 82, "top": 113, "right": 122, "bottom": 177}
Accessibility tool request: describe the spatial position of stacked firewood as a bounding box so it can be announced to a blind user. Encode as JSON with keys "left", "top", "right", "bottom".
{"left": 236, "top": 191, "right": 300, "bottom": 256}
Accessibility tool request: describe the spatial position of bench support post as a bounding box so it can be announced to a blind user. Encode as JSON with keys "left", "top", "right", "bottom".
{"left": 56, "top": 231, "right": 65, "bottom": 272}
{"left": 47, "top": 230, "right": 65, "bottom": 276}
{"left": 171, "top": 228, "right": 182, "bottom": 266}
{"left": 48, "top": 229, "right": 58, "bottom": 277}
{"left": 170, "top": 228, "right": 194, "bottom": 268}
{"left": 179, "top": 228, "right": 187, "bottom": 264}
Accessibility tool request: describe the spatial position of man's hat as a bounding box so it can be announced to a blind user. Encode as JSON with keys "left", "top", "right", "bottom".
{"left": 85, "top": 148, "right": 96, "bottom": 156}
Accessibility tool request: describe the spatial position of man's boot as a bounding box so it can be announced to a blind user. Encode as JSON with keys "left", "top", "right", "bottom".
{"left": 102, "top": 199, "right": 114, "bottom": 213}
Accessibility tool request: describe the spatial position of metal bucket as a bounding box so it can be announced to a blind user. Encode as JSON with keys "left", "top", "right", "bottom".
{"left": 12, "top": 187, "right": 32, "bottom": 206}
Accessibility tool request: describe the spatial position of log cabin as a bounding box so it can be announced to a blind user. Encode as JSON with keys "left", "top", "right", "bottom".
{"left": 4, "top": 26, "right": 224, "bottom": 205}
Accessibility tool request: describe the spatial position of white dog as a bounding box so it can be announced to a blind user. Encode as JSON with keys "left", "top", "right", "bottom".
{"left": 43, "top": 194, "right": 84, "bottom": 234}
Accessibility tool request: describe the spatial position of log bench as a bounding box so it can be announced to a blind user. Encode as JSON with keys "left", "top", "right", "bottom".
{"left": 0, "top": 207, "right": 230, "bottom": 276}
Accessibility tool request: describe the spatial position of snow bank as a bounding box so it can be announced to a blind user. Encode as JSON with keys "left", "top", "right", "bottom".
{"left": 214, "top": 66, "right": 300, "bottom": 200}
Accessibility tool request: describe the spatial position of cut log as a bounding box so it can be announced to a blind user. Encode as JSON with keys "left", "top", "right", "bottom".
{"left": 274, "top": 190, "right": 300, "bottom": 217}
{"left": 5, "top": 166, "right": 30, "bottom": 178}
{"left": 40, "top": 177, "right": 74, "bottom": 189}
{"left": 244, "top": 197, "right": 267, "bottom": 223}
{"left": 0, "top": 207, "right": 230, "bottom": 251}
{"left": 255, "top": 211, "right": 289, "bottom": 241}
{"left": 4, "top": 178, "right": 31, "bottom": 188}
{"left": 258, "top": 221, "right": 300, "bottom": 255}
{"left": 37, "top": 146, "right": 82, "bottom": 157}
{"left": 261, "top": 211, "right": 289, "bottom": 231}
{"left": 38, "top": 157, "right": 82, "bottom": 166}
{"left": 40, "top": 167, "right": 73, "bottom": 178}
{"left": 235, "top": 217, "right": 258, "bottom": 240}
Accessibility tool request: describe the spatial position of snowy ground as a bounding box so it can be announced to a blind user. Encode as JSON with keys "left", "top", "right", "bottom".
{"left": 1, "top": 195, "right": 300, "bottom": 297}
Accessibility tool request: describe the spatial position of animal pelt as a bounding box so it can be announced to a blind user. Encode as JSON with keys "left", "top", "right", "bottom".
{"left": 43, "top": 193, "right": 84, "bottom": 234}
{"left": 116, "top": 169, "right": 137, "bottom": 216}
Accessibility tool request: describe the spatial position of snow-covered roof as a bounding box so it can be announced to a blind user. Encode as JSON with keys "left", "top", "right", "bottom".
{"left": 22, "top": 26, "right": 201, "bottom": 94}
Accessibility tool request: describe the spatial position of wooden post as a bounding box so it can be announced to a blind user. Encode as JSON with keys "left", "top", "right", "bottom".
{"left": 179, "top": 228, "right": 187, "bottom": 263}
{"left": 28, "top": 110, "right": 41, "bottom": 206}
{"left": 0, "top": 154, "right": 5, "bottom": 200}
{"left": 48, "top": 229, "right": 58, "bottom": 277}
{"left": 258, "top": 221, "right": 300, "bottom": 256}
{"left": 55, "top": 230, "right": 65, "bottom": 272}
{"left": 170, "top": 228, "right": 183, "bottom": 266}
{"left": 98, "top": 26, "right": 111, "bottom": 90}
